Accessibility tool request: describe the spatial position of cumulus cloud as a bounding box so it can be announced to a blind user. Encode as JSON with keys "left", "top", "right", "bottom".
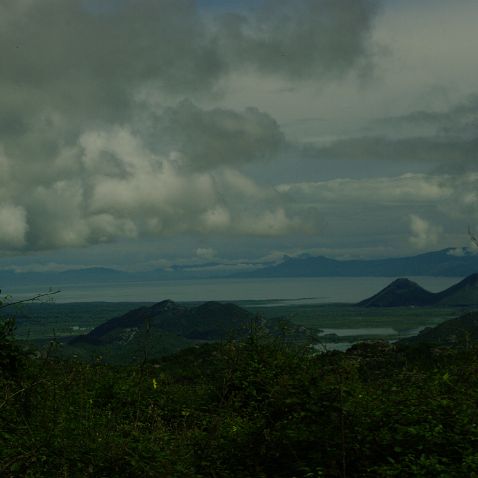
{"left": 0, "top": 125, "right": 313, "bottom": 252}
{"left": 408, "top": 214, "right": 441, "bottom": 249}
{"left": 0, "top": 0, "right": 380, "bottom": 253}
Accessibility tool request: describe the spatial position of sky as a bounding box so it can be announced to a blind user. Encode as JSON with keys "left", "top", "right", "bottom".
{"left": 0, "top": 0, "right": 477, "bottom": 273}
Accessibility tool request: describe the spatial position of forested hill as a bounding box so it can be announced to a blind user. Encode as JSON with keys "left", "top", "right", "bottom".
{"left": 72, "top": 300, "right": 260, "bottom": 344}
{"left": 68, "top": 300, "right": 316, "bottom": 363}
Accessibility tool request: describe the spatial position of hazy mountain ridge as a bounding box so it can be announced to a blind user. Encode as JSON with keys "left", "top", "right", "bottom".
{"left": 235, "top": 248, "right": 478, "bottom": 278}
{"left": 3, "top": 248, "right": 478, "bottom": 286}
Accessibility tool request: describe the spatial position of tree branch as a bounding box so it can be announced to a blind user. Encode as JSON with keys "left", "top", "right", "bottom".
{"left": 469, "top": 225, "right": 478, "bottom": 248}
{"left": 0, "top": 290, "right": 61, "bottom": 310}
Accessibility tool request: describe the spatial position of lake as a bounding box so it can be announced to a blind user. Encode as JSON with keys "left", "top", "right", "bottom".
{"left": 7, "top": 276, "right": 461, "bottom": 304}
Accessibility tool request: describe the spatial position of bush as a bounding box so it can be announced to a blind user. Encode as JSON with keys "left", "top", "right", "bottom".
{"left": 2, "top": 323, "right": 478, "bottom": 476}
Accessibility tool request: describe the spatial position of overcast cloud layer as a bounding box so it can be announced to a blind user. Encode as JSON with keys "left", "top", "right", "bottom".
{"left": 0, "top": 0, "right": 477, "bottom": 268}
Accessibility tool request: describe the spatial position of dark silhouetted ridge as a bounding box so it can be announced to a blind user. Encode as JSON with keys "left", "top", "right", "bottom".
{"left": 70, "top": 300, "right": 255, "bottom": 346}
{"left": 70, "top": 300, "right": 185, "bottom": 344}
{"left": 358, "top": 273, "right": 478, "bottom": 307}
{"left": 434, "top": 273, "right": 478, "bottom": 306}
{"left": 358, "top": 278, "right": 436, "bottom": 307}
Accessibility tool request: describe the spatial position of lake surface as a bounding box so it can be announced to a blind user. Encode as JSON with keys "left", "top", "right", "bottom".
{"left": 7, "top": 276, "right": 461, "bottom": 304}
{"left": 319, "top": 327, "right": 398, "bottom": 337}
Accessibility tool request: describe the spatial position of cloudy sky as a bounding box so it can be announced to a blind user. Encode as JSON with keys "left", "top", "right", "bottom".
{"left": 0, "top": 0, "right": 477, "bottom": 272}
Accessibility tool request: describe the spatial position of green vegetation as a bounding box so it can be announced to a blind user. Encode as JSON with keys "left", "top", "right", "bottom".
{"left": 9, "top": 301, "right": 460, "bottom": 341}
{"left": 248, "top": 303, "right": 460, "bottom": 332}
{"left": 402, "top": 311, "right": 478, "bottom": 346}
{"left": 10, "top": 300, "right": 466, "bottom": 358}
{"left": 3, "top": 296, "right": 478, "bottom": 476}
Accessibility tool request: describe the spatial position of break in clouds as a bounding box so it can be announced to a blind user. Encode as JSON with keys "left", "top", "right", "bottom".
{"left": 301, "top": 94, "right": 478, "bottom": 168}
{"left": 0, "top": 0, "right": 379, "bottom": 252}
{"left": 285, "top": 92, "right": 478, "bottom": 252}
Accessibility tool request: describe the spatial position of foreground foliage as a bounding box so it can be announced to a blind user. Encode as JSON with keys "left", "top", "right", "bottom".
{"left": 2, "top": 318, "right": 478, "bottom": 477}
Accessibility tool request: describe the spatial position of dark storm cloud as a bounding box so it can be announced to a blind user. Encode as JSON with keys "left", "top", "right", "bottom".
{"left": 151, "top": 100, "right": 285, "bottom": 169}
{"left": 215, "top": 0, "right": 380, "bottom": 79}
{"left": 0, "top": 0, "right": 223, "bottom": 123}
{"left": 0, "top": 0, "right": 380, "bottom": 251}
{"left": 0, "top": 0, "right": 380, "bottom": 125}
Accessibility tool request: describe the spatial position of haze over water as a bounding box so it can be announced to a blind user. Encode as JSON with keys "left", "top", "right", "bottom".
{"left": 9, "top": 276, "right": 460, "bottom": 304}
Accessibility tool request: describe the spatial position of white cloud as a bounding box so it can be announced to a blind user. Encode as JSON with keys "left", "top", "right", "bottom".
{"left": 277, "top": 174, "right": 452, "bottom": 204}
{"left": 0, "top": 204, "right": 28, "bottom": 248}
{"left": 196, "top": 247, "right": 216, "bottom": 260}
{"left": 0, "top": 125, "right": 315, "bottom": 252}
{"left": 408, "top": 214, "right": 441, "bottom": 249}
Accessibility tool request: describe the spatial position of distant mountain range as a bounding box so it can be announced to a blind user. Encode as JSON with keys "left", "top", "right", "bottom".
{"left": 234, "top": 248, "right": 478, "bottom": 279}
{"left": 359, "top": 273, "right": 478, "bottom": 307}
{"left": 2, "top": 248, "right": 478, "bottom": 286}
{"left": 0, "top": 265, "right": 227, "bottom": 286}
